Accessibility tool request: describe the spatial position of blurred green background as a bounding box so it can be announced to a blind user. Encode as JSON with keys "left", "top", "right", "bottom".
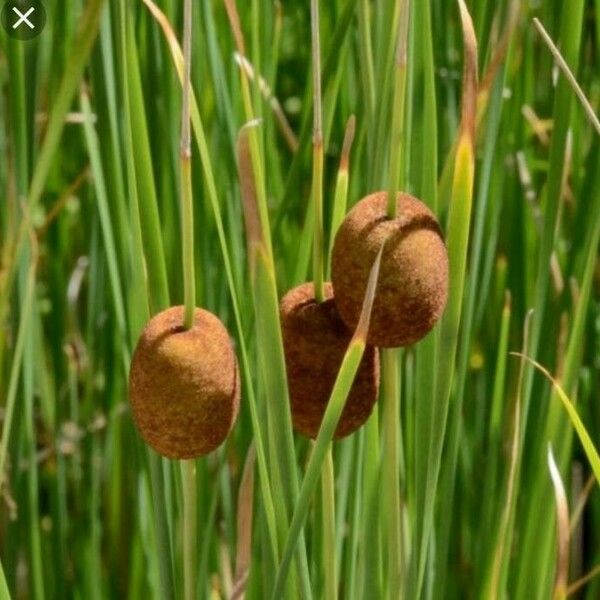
{"left": 2, "top": 0, "right": 600, "bottom": 598}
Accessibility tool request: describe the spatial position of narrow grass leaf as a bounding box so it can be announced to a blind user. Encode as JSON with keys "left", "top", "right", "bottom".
{"left": 418, "top": 1, "right": 478, "bottom": 592}
{"left": 410, "top": 0, "right": 439, "bottom": 588}
{"left": 271, "top": 244, "right": 384, "bottom": 599}
{"left": 117, "top": 3, "right": 174, "bottom": 597}
{"left": 533, "top": 18, "right": 600, "bottom": 136}
{"left": 511, "top": 354, "right": 600, "bottom": 486}
{"left": 232, "top": 446, "right": 256, "bottom": 600}
{"left": 547, "top": 445, "right": 569, "bottom": 600}
{"left": 27, "top": 0, "right": 106, "bottom": 209}
{"left": 0, "top": 222, "right": 37, "bottom": 484}
{"left": 234, "top": 53, "right": 298, "bottom": 152}
{"left": 237, "top": 120, "right": 312, "bottom": 597}
{"left": 0, "top": 560, "right": 10, "bottom": 600}
{"left": 520, "top": 0, "right": 585, "bottom": 421}
{"left": 328, "top": 114, "right": 355, "bottom": 267}
{"left": 228, "top": 12, "right": 317, "bottom": 590}
{"left": 238, "top": 120, "right": 265, "bottom": 263}
{"left": 382, "top": 4, "right": 410, "bottom": 594}
{"left": 321, "top": 448, "right": 337, "bottom": 600}
{"left": 124, "top": 5, "right": 169, "bottom": 313}
{"left": 80, "top": 90, "right": 129, "bottom": 373}
{"left": 567, "top": 563, "right": 600, "bottom": 596}
{"left": 142, "top": 0, "right": 281, "bottom": 572}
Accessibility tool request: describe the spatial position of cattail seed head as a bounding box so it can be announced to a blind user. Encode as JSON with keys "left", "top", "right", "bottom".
{"left": 129, "top": 306, "right": 240, "bottom": 459}
{"left": 280, "top": 282, "right": 380, "bottom": 439}
{"left": 331, "top": 191, "right": 449, "bottom": 348}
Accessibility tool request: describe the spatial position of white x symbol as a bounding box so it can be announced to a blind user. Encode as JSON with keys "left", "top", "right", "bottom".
{"left": 12, "top": 6, "right": 35, "bottom": 30}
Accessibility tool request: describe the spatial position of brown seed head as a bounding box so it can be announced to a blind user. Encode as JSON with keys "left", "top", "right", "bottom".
{"left": 331, "top": 191, "right": 449, "bottom": 348}
{"left": 280, "top": 282, "right": 380, "bottom": 440}
{"left": 129, "top": 306, "right": 240, "bottom": 459}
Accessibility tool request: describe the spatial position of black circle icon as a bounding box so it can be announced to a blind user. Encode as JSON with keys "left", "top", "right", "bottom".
{"left": 2, "top": 0, "right": 46, "bottom": 41}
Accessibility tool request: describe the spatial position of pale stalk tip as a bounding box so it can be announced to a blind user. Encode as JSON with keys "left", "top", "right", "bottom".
{"left": 354, "top": 242, "right": 385, "bottom": 342}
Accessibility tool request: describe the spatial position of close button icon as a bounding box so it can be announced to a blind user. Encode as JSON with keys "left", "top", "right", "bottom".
{"left": 1, "top": 0, "right": 46, "bottom": 40}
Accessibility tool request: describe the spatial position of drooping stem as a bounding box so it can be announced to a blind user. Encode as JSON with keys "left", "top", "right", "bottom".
{"left": 386, "top": 0, "right": 410, "bottom": 219}
{"left": 181, "top": 0, "right": 195, "bottom": 330}
{"left": 311, "top": 0, "right": 325, "bottom": 302}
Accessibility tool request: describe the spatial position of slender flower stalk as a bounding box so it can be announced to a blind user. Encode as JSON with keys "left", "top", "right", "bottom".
{"left": 181, "top": 459, "right": 198, "bottom": 600}
{"left": 386, "top": 0, "right": 410, "bottom": 218}
{"left": 180, "top": 3, "right": 198, "bottom": 600}
{"left": 181, "top": 0, "right": 195, "bottom": 330}
{"left": 311, "top": 0, "right": 325, "bottom": 303}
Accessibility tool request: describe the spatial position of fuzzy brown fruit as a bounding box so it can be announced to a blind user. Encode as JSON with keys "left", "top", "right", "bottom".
{"left": 331, "top": 191, "right": 449, "bottom": 348}
{"left": 129, "top": 306, "right": 240, "bottom": 459}
{"left": 280, "top": 282, "right": 380, "bottom": 440}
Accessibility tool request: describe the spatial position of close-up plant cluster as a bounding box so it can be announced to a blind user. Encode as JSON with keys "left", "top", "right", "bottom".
{"left": 2, "top": 0, "right": 600, "bottom": 598}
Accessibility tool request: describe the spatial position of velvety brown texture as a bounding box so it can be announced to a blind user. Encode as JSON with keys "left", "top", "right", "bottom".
{"left": 331, "top": 191, "right": 449, "bottom": 348}
{"left": 129, "top": 306, "right": 240, "bottom": 459}
{"left": 280, "top": 282, "right": 380, "bottom": 440}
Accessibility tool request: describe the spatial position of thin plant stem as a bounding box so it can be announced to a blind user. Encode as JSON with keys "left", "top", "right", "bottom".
{"left": 321, "top": 448, "right": 337, "bottom": 600}
{"left": 359, "top": 0, "right": 376, "bottom": 121}
{"left": 362, "top": 414, "right": 383, "bottom": 597}
{"left": 0, "top": 558, "right": 10, "bottom": 600}
{"left": 181, "top": 0, "right": 195, "bottom": 330}
{"left": 180, "top": 2, "right": 198, "bottom": 599}
{"left": 386, "top": 0, "right": 410, "bottom": 218}
{"left": 181, "top": 460, "right": 198, "bottom": 600}
{"left": 567, "top": 562, "right": 600, "bottom": 596}
{"left": 533, "top": 18, "right": 600, "bottom": 136}
{"left": 382, "top": 349, "right": 403, "bottom": 596}
{"left": 181, "top": 159, "right": 195, "bottom": 329}
{"left": 0, "top": 222, "right": 35, "bottom": 485}
{"left": 328, "top": 115, "right": 355, "bottom": 269}
{"left": 311, "top": 0, "right": 325, "bottom": 302}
